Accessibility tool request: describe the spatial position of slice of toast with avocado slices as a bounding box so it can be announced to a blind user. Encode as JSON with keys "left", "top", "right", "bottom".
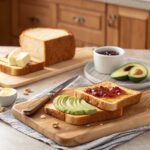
{"left": 44, "top": 96, "right": 122, "bottom": 125}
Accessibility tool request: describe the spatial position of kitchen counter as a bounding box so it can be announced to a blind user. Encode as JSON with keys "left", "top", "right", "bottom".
{"left": 0, "top": 48, "right": 150, "bottom": 150}
{"left": 94, "top": 0, "right": 150, "bottom": 10}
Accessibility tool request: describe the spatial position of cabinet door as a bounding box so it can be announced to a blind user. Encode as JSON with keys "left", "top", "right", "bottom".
{"left": 0, "top": 0, "right": 11, "bottom": 45}
{"left": 148, "top": 12, "right": 150, "bottom": 49}
{"left": 107, "top": 5, "right": 149, "bottom": 49}
{"left": 12, "top": 0, "right": 57, "bottom": 36}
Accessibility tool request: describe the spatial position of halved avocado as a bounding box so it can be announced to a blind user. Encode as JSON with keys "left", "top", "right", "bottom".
{"left": 128, "top": 65, "right": 148, "bottom": 82}
{"left": 111, "top": 63, "right": 145, "bottom": 81}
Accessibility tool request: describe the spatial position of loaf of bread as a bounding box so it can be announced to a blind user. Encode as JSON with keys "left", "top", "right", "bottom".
{"left": 44, "top": 102, "right": 122, "bottom": 125}
{"left": 20, "top": 28, "right": 76, "bottom": 66}
{"left": 75, "top": 81, "right": 142, "bottom": 111}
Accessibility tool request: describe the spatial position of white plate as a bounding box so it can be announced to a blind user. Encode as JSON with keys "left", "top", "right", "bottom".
{"left": 84, "top": 57, "right": 150, "bottom": 90}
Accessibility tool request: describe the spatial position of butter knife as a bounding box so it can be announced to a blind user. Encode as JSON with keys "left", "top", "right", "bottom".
{"left": 23, "top": 75, "right": 79, "bottom": 116}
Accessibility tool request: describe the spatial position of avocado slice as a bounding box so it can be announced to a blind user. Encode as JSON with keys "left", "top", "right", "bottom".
{"left": 66, "top": 97, "right": 85, "bottom": 115}
{"left": 80, "top": 100, "right": 97, "bottom": 115}
{"left": 53, "top": 95, "right": 69, "bottom": 112}
{"left": 111, "top": 63, "right": 145, "bottom": 81}
{"left": 53, "top": 95, "right": 97, "bottom": 115}
{"left": 128, "top": 65, "right": 148, "bottom": 82}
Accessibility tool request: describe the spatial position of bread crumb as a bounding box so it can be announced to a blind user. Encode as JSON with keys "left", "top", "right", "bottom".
{"left": 52, "top": 122, "right": 59, "bottom": 128}
{"left": 25, "top": 88, "right": 32, "bottom": 93}
{"left": 23, "top": 91, "right": 29, "bottom": 95}
{"left": 0, "top": 106, "right": 5, "bottom": 112}
{"left": 40, "top": 114, "right": 46, "bottom": 119}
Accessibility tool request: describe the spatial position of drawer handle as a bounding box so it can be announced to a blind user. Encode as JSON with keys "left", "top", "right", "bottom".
{"left": 72, "top": 16, "right": 85, "bottom": 24}
{"left": 108, "top": 15, "right": 118, "bottom": 27}
{"left": 29, "top": 17, "right": 40, "bottom": 24}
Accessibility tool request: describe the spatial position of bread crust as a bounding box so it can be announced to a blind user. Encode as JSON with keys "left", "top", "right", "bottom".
{"left": 44, "top": 103, "right": 122, "bottom": 125}
{"left": 44, "top": 34, "right": 75, "bottom": 66}
{"left": 74, "top": 81, "right": 142, "bottom": 111}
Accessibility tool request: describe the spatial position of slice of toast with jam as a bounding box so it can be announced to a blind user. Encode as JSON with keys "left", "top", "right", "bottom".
{"left": 74, "top": 81, "right": 141, "bottom": 111}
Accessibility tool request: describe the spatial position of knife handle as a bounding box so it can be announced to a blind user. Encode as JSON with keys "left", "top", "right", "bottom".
{"left": 23, "top": 95, "right": 50, "bottom": 116}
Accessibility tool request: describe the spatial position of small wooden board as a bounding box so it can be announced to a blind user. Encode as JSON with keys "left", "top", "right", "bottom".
{"left": 0, "top": 48, "right": 92, "bottom": 87}
{"left": 12, "top": 90, "right": 150, "bottom": 147}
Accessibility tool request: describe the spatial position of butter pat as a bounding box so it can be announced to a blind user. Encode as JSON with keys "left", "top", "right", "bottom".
{"left": 8, "top": 49, "right": 20, "bottom": 66}
{"left": 8, "top": 49, "right": 30, "bottom": 67}
{"left": 16, "top": 52, "right": 30, "bottom": 67}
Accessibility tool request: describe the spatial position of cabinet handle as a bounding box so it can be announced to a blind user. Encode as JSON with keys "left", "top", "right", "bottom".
{"left": 29, "top": 17, "right": 40, "bottom": 24}
{"left": 108, "top": 15, "right": 118, "bottom": 27}
{"left": 72, "top": 16, "right": 85, "bottom": 24}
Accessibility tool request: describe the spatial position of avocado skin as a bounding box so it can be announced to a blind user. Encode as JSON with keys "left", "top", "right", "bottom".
{"left": 111, "top": 75, "right": 129, "bottom": 81}
{"left": 128, "top": 76, "right": 146, "bottom": 83}
{"left": 53, "top": 95, "right": 97, "bottom": 115}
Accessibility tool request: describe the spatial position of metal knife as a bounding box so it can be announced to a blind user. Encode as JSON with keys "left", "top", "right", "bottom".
{"left": 23, "top": 75, "right": 79, "bottom": 116}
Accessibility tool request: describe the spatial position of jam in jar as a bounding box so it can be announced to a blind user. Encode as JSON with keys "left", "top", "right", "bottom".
{"left": 97, "top": 50, "right": 119, "bottom": 56}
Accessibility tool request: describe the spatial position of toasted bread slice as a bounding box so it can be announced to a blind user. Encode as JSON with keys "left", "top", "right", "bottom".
{"left": 74, "top": 81, "right": 142, "bottom": 111}
{"left": 0, "top": 58, "right": 44, "bottom": 76}
{"left": 44, "top": 102, "right": 122, "bottom": 125}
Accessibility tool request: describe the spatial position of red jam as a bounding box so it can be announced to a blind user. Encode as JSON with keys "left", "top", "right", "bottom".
{"left": 85, "top": 86, "right": 126, "bottom": 98}
{"left": 97, "top": 50, "right": 119, "bottom": 56}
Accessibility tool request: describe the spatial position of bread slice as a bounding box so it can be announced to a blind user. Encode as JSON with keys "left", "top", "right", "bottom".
{"left": 0, "top": 58, "right": 44, "bottom": 76}
{"left": 44, "top": 102, "right": 122, "bottom": 125}
{"left": 74, "top": 81, "right": 142, "bottom": 111}
{"left": 20, "top": 28, "right": 75, "bottom": 66}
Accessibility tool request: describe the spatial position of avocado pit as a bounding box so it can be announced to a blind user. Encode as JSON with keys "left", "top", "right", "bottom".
{"left": 124, "top": 66, "right": 134, "bottom": 71}
{"left": 133, "top": 69, "right": 143, "bottom": 75}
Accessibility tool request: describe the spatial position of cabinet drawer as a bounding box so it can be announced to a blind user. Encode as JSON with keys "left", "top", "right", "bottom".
{"left": 19, "top": 3, "right": 51, "bottom": 30}
{"left": 58, "top": 23, "right": 104, "bottom": 45}
{"left": 59, "top": 5, "right": 104, "bottom": 30}
{"left": 13, "top": 2, "right": 56, "bottom": 35}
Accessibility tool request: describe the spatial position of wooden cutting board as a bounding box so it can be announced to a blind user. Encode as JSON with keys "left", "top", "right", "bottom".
{"left": 12, "top": 89, "right": 150, "bottom": 147}
{"left": 0, "top": 48, "right": 92, "bottom": 88}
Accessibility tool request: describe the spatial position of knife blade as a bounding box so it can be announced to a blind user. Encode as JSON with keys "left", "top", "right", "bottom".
{"left": 23, "top": 75, "right": 79, "bottom": 116}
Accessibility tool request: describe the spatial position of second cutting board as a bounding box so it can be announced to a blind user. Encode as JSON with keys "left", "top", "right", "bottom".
{"left": 0, "top": 47, "right": 93, "bottom": 88}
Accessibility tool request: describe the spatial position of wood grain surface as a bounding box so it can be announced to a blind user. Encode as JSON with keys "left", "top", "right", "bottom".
{"left": 12, "top": 89, "right": 150, "bottom": 147}
{"left": 0, "top": 48, "right": 92, "bottom": 88}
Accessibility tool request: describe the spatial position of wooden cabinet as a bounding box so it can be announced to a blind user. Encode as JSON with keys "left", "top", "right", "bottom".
{"left": 57, "top": 2, "right": 106, "bottom": 47}
{"left": 6, "top": 0, "right": 150, "bottom": 49}
{"left": 12, "top": 0, "right": 57, "bottom": 37}
{"left": 0, "top": 0, "right": 11, "bottom": 45}
{"left": 107, "top": 5, "right": 150, "bottom": 49}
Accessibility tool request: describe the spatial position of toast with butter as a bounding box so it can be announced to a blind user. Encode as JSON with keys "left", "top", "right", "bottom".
{"left": 0, "top": 57, "right": 43, "bottom": 76}
{"left": 74, "top": 81, "right": 142, "bottom": 111}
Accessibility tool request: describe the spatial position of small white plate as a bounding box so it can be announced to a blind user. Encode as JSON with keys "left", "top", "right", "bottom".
{"left": 84, "top": 57, "right": 150, "bottom": 90}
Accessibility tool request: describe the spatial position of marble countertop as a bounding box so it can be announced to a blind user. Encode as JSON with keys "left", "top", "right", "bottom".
{"left": 0, "top": 48, "right": 150, "bottom": 150}
{"left": 93, "top": 0, "right": 150, "bottom": 11}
